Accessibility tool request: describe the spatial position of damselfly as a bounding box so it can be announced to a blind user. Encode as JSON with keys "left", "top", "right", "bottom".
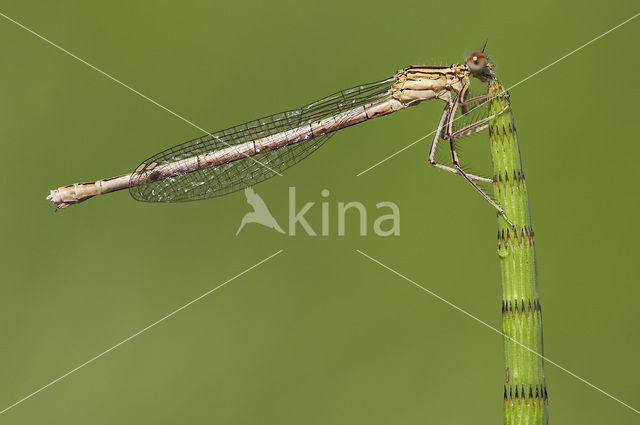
{"left": 47, "top": 49, "right": 512, "bottom": 225}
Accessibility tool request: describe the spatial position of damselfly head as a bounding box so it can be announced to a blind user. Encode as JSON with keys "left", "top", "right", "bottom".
{"left": 466, "top": 51, "right": 495, "bottom": 82}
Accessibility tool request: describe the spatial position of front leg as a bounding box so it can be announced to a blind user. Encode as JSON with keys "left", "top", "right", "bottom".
{"left": 459, "top": 89, "right": 510, "bottom": 115}
{"left": 447, "top": 103, "right": 510, "bottom": 140}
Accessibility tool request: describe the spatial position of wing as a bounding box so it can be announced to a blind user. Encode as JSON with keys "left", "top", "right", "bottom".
{"left": 129, "top": 77, "right": 394, "bottom": 203}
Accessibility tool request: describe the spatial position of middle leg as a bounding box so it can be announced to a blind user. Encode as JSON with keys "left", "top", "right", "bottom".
{"left": 427, "top": 103, "right": 493, "bottom": 183}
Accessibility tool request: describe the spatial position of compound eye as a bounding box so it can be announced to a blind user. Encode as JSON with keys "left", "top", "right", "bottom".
{"left": 466, "top": 51, "right": 487, "bottom": 73}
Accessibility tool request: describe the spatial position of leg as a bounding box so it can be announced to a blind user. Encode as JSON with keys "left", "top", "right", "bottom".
{"left": 459, "top": 90, "right": 510, "bottom": 116}
{"left": 427, "top": 104, "right": 492, "bottom": 183}
{"left": 455, "top": 163, "right": 514, "bottom": 227}
{"left": 447, "top": 103, "right": 510, "bottom": 140}
{"left": 446, "top": 87, "right": 516, "bottom": 227}
{"left": 459, "top": 92, "right": 509, "bottom": 106}
{"left": 427, "top": 105, "right": 449, "bottom": 164}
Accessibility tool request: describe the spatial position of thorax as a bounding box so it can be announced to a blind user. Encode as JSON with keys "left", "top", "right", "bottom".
{"left": 391, "top": 64, "right": 470, "bottom": 105}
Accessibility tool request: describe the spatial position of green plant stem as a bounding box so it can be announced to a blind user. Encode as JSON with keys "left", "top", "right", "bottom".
{"left": 487, "top": 79, "right": 548, "bottom": 425}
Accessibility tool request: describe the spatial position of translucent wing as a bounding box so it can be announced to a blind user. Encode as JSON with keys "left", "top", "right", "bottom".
{"left": 129, "top": 77, "right": 394, "bottom": 202}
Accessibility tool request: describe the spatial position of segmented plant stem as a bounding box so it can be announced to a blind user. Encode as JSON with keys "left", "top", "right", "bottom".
{"left": 488, "top": 79, "right": 548, "bottom": 424}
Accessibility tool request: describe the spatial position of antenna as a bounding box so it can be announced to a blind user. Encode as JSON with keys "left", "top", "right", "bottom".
{"left": 481, "top": 39, "right": 488, "bottom": 53}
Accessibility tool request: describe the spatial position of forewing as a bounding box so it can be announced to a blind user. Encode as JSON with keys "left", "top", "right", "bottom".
{"left": 130, "top": 78, "right": 393, "bottom": 202}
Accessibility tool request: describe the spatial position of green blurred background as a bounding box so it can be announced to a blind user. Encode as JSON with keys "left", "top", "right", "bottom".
{"left": 1, "top": 1, "right": 638, "bottom": 423}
